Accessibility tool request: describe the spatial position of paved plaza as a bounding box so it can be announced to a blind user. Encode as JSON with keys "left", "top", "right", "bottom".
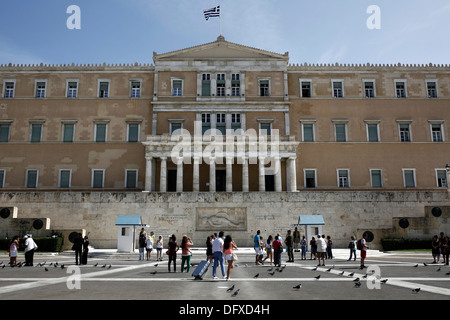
{"left": 1, "top": 247, "right": 449, "bottom": 305}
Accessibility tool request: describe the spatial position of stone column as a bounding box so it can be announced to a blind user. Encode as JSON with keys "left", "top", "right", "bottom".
{"left": 288, "top": 157, "right": 297, "bottom": 192}
{"left": 258, "top": 156, "right": 266, "bottom": 192}
{"left": 275, "top": 157, "right": 282, "bottom": 192}
{"left": 242, "top": 157, "right": 249, "bottom": 192}
{"left": 209, "top": 157, "right": 216, "bottom": 192}
{"left": 145, "top": 156, "right": 153, "bottom": 192}
{"left": 193, "top": 156, "right": 200, "bottom": 192}
{"left": 160, "top": 156, "right": 167, "bottom": 192}
{"left": 226, "top": 156, "right": 233, "bottom": 192}
{"left": 176, "top": 157, "right": 183, "bottom": 192}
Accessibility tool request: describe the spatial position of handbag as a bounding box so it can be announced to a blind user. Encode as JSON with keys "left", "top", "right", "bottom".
{"left": 232, "top": 252, "right": 238, "bottom": 261}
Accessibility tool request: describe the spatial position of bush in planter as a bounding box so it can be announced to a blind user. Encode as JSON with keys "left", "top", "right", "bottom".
{"left": 0, "top": 236, "right": 63, "bottom": 252}
{"left": 381, "top": 238, "right": 430, "bottom": 251}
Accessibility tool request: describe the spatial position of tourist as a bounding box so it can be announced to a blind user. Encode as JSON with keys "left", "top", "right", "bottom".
{"left": 272, "top": 235, "right": 283, "bottom": 267}
{"left": 212, "top": 231, "right": 226, "bottom": 279}
{"left": 300, "top": 236, "right": 307, "bottom": 260}
{"left": 24, "top": 234, "right": 38, "bottom": 266}
{"left": 146, "top": 234, "right": 153, "bottom": 261}
{"left": 439, "top": 232, "right": 446, "bottom": 264}
{"left": 326, "top": 235, "right": 333, "bottom": 259}
{"left": 316, "top": 235, "right": 327, "bottom": 266}
{"left": 224, "top": 235, "right": 238, "bottom": 280}
{"left": 347, "top": 236, "right": 357, "bottom": 261}
{"left": 73, "top": 233, "right": 83, "bottom": 265}
{"left": 443, "top": 236, "right": 449, "bottom": 266}
{"left": 359, "top": 233, "right": 369, "bottom": 269}
{"left": 8, "top": 236, "right": 19, "bottom": 267}
{"left": 156, "top": 235, "right": 163, "bottom": 261}
{"left": 167, "top": 234, "right": 179, "bottom": 272}
{"left": 138, "top": 233, "right": 146, "bottom": 260}
{"left": 82, "top": 236, "right": 89, "bottom": 265}
{"left": 206, "top": 236, "right": 213, "bottom": 263}
{"left": 262, "top": 235, "right": 273, "bottom": 265}
{"left": 254, "top": 230, "right": 261, "bottom": 265}
{"left": 432, "top": 235, "right": 440, "bottom": 263}
{"left": 309, "top": 236, "right": 317, "bottom": 260}
{"left": 180, "top": 235, "right": 193, "bottom": 273}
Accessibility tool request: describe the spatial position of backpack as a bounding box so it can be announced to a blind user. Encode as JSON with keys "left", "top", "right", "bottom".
{"left": 356, "top": 239, "right": 363, "bottom": 250}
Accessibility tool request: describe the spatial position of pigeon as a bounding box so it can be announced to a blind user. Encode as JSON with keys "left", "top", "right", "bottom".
{"left": 437, "top": 267, "right": 441, "bottom": 272}
{"left": 354, "top": 282, "right": 361, "bottom": 288}
{"left": 413, "top": 264, "right": 419, "bottom": 267}
{"left": 353, "top": 277, "right": 360, "bottom": 282}
{"left": 339, "top": 271, "right": 345, "bottom": 276}
{"left": 107, "top": 264, "right": 112, "bottom": 269}
{"left": 445, "top": 271, "right": 450, "bottom": 276}
{"left": 150, "top": 271, "right": 157, "bottom": 275}
{"left": 314, "top": 275, "right": 321, "bottom": 279}
{"left": 227, "top": 285, "right": 235, "bottom": 292}
{"left": 101, "top": 264, "right": 106, "bottom": 268}
{"left": 44, "top": 267, "right": 49, "bottom": 271}
{"left": 154, "top": 264, "right": 158, "bottom": 267}
{"left": 61, "top": 264, "right": 65, "bottom": 269}
{"left": 1, "top": 265, "right": 5, "bottom": 269}
{"left": 269, "top": 271, "right": 275, "bottom": 276}
{"left": 278, "top": 268, "right": 284, "bottom": 273}
{"left": 380, "top": 279, "right": 388, "bottom": 284}
{"left": 326, "top": 268, "right": 332, "bottom": 272}
{"left": 423, "top": 263, "right": 428, "bottom": 266}
{"left": 412, "top": 288, "right": 420, "bottom": 293}
{"left": 293, "top": 284, "right": 302, "bottom": 289}
{"left": 49, "top": 262, "right": 53, "bottom": 266}
{"left": 254, "top": 273, "right": 259, "bottom": 279}
{"left": 348, "top": 272, "right": 354, "bottom": 277}
{"left": 312, "top": 266, "right": 318, "bottom": 271}
{"left": 267, "top": 268, "right": 273, "bottom": 272}
{"left": 231, "top": 289, "right": 240, "bottom": 297}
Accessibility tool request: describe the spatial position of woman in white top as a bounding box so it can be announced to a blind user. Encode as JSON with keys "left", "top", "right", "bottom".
{"left": 146, "top": 236, "right": 153, "bottom": 261}
{"left": 156, "top": 236, "right": 163, "bottom": 261}
{"left": 9, "top": 236, "right": 19, "bottom": 267}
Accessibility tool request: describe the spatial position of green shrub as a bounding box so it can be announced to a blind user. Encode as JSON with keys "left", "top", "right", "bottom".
{"left": 0, "top": 237, "right": 63, "bottom": 252}
{"left": 381, "top": 238, "right": 431, "bottom": 251}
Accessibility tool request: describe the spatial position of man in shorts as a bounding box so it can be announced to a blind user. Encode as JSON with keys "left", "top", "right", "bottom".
{"left": 254, "top": 230, "right": 261, "bottom": 265}
{"left": 316, "top": 235, "right": 327, "bottom": 266}
{"left": 359, "top": 233, "right": 369, "bottom": 269}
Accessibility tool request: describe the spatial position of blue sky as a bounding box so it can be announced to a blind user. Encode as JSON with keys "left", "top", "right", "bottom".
{"left": 0, "top": 0, "right": 449, "bottom": 66}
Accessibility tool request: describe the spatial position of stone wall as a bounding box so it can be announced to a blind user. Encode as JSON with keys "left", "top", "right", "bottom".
{"left": 0, "top": 190, "right": 448, "bottom": 250}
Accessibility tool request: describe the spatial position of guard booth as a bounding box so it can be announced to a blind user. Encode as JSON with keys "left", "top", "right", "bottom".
{"left": 292, "top": 215, "right": 325, "bottom": 251}
{"left": 115, "top": 215, "right": 149, "bottom": 253}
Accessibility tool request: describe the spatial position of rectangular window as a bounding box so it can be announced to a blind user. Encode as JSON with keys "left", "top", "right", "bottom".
{"left": 216, "top": 113, "right": 226, "bottom": 135}
{"left": 130, "top": 81, "right": 141, "bottom": 98}
{"left": 301, "top": 80, "right": 311, "bottom": 98}
{"left": 202, "top": 74, "right": 211, "bottom": 96}
{"left": 436, "top": 169, "right": 447, "bottom": 188}
{"left": 125, "top": 170, "right": 138, "bottom": 189}
{"left": 259, "top": 80, "right": 270, "bottom": 97}
{"left": 337, "top": 169, "right": 350, "bottom": 188}
{"left": 67, "top": 81, "right": 78, "bottom": 98}
{"left": 231, "top": 113, "right": 241, "bottom": 131}
{"left": 216, "top": 73, "right": 225, "bottom": 96}
{"left": 395, "top": 81, "right": 406, "bottom": 98}
{"left": 26, "top": 169, "right": 39, "bottom": 188}
{"left": 0, "top": 124, "right": 11, "bottom": 142}
{"left": 399, "top": 124, "right": 411, "bottom": 142}
{"left": 304, "top": 169, "right": 316, "bottom": 188}
{"left": 202, "top": 113, "right": 211, "bottom": 134}
{"left": 335, "top": 124, "right": 347, "bottom": 142}
{"left": 231, "top": 74, "right": 240, "bottom": 96}
{"left": 170, "top": 122, "right": 182, "bottom": 135}
{"left": 30, "top": 124, "right": 42, "bottom": 143}
{"left": 95, "top": 123, "right": 107, "bottom": 142}
{"left": 59, "top": 169, "right": 72, "bottom": 188}
{"left": 3, "top": 82, "right": 15, "bottom": 98}
{"left": 364, "top": 81, "right": 375, "bottom": 98}
{"left": 332, "top": 81, "right": 343, "bottom": 98}
{"left": 172, "top": 80, "right": 182, "bottom": 96}
{"left": 302, "top": 124, "right": 314, "bottom": 142}
{"left": 98, "top": 81, "right": 109, "bottom": 98}
{"left": 127, "top": 123, "right": 140, "bottom": 142}
{"left": 431, "top": 124, "right": 443, "bottom": 142}
{"left": 367, "top": 124, "right": 379, "bottom": 142}
{"left": 0, "top": 169, "right": 5, "bottom": 188}
{"left": 403, "top": 169, "right": 416, "bottom": 188}
{"left": 370, "top": 169, "right": 383, "bottom": 188}
{"left": 92, "top": 169, "right": 104, "bottom": 188}
{"left": 427, "top": 81, "right": 438, "bottom": 98}
{"left": 63, "top": 123, "right": 75, "bottom": 143}
{"left": 260, "top": 122, "right": 271, "bottom": 135}
{"left": 35, "top": 81, "right": 46, "bottom": 98}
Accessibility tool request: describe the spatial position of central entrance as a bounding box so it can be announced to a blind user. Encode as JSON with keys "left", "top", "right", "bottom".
{"left": 216, "top": 169, "right": 226, "bottom": 192}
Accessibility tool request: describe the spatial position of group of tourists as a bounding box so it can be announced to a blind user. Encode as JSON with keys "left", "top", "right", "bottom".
{"left": 432, "top": 232, "right": 449, "bottom": 265}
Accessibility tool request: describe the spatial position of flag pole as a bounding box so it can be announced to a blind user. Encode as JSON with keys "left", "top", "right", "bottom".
{"left": 219, "top": 4, "right": 222, "bottom": 35}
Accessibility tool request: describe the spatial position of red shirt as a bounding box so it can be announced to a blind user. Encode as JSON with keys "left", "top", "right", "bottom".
{"left": 272, "top": 239, "right": 282, "bottom": 251}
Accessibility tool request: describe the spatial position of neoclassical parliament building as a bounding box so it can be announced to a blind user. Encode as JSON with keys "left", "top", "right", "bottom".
{"left": 0, "top": 36, "right": 449, "bottom": 248}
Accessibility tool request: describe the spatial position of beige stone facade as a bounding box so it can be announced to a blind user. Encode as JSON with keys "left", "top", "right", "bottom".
{"left": 0, "top": 36, "right": 449, "bottom": 248}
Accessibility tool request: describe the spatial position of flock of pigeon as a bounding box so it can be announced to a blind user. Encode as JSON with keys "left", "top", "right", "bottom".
{"left": 0, "top": 260, "right": 112, "bottom": 271}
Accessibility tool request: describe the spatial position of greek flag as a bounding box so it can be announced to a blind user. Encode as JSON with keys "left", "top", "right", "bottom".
{"left": 203, "top": 6, "right": 220, "bottom": 20}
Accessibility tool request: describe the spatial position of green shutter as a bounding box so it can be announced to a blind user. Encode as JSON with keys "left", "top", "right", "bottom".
{"left": 93, "top": 171, "right": 104, "bottom": 188}
{"left": 63, "top": 124, "right": 74, "bottom": 142}
{"left": 128, "top": 124, "right": 139, "bottom": 142}
{"left": 368, "top": 124, "right": 378, "bottom": 142}
{"left": 30, "top": 124, "right": 42, "bottom": 142}
{"left": 0, "top": 125, "right": 10, "bottom": 142}
{"left": 371, "top": 170, "right": 382, "bottom": 187}
{"left": 96, "top": 124, "right": 106, "bottom": 142}
{"left": 335, "top": 124, "right": 346, "bottom": 142}
{"left": 27, "top": 170, "right": 38, "bottom": 188}
{"left": 202, "top": 80, "right": 211, "bottom": 96}
{"left": 126, "top": 170, "right": 137, "bottom": 188}
{"left": 303, "top": 124, "right": 314, "bottom": 142}
{"left": 60, "top": 170, "right": 71, "bottom": 188}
